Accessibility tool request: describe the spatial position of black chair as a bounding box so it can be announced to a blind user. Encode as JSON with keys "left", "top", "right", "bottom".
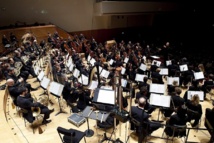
{"left": 163, "top": 123, "right": 187, "bottom": 143}
{"left": 57, "top": 126, "right": 86, "bottom": 143}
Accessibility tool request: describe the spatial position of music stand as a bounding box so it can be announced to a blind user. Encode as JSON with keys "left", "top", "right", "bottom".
{"left": 81, "top": 106, "right": 111, "bottom": 137}
{"left": 149, "top": 93, "right": 171, "bottom": 121}
{"left": 39, "top": 76, "right": 50, "bottom": 98}
{"left": 92, "top": 88, "right": 117, "bottom": 142}
{"left": 49, "top": 81, "right": 66, "bottom": 116}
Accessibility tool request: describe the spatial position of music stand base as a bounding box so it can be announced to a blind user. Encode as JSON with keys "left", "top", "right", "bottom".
{"left": 85, "top": 129, "right": 94, "bottom": 137}
{"left": 55, "top": 110, "right": 67, "bottom": 116}
{"left": 99, "top": 133, "right": 116, "bottom": 143}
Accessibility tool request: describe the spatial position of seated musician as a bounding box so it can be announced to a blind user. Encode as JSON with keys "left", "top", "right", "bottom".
{"left": 17, "top": 86, "right": 54, "bottom": 124}
{"left": 2, "top": 35, "right": 10, "bottom": 46}
{"left": 162, "top": 87, "right": 184, "bottom": 117}
{"left": 205, "top": 101, "right": 214, "bottom": 142}
{"left": 135, "top": 86, "right": 155, "bottom": 114}
{"left": 131, "top": 97, "right": 162, "bottom": 142}
{"left": 76, "top": 86, "right": 93, "bottom": 111}
{"left": 6, "top": 78, "right": 21, "bottom": 106}
{"left": 164, "top": 105, "right": 188, "bottom": 137}
{"left": 186, "top": 94, "right": 202, "bottom": 127}
{"left": 183, "top": 80, "right": 201, "bottom": 102}
{"left": 61, "top": 74, "right": 78, "bottom": 105}
{"left": 6, "top": 67, "right": 38, "bottom": 91}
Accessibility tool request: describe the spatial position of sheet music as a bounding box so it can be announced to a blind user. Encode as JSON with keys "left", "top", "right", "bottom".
{"left": 149, "top": 83, "right": 165, "bottom": 94}
{"left": 166, "top": 60, "right": 172, "bottom": 66}
{"left": 49, "top": 81, "right": 64, "bottom": 97}
{"left": 121, "top": 67, "right": 126, "bottom": 75}
{"left": 88, "top": 80, "right": 98, "bottom": 90}
{"left": 87, "top": 55, "right": 91, "bottom": 62}
{"left": 149, "top": 93, "right": 171, "bottom": 108}
{"left": 135, "top": 74, "right": 147, "bottom": 82}
{"left": 109, "top": 59, "right": 114, "bottom": 65}
{"left": 73, "top": 68, "right": 80, "bottom": 78}
{"left": 99, "top": 66, "right": 103, "bottom": 74}
{"left": 100, "top": 86, "right": 113, "bottom": 90}
{"left": 90, "top": 58, "right": 96, "bottom": 66}
{"left": 37, "top": 71, "right": 45, "bottom": 81}
{"left": 66, "top": 57, "right": 72, "bottom": 68}
{"left": 167, "top": 77, "right": 180, "bottom": 85}
{"left": 124, "top": 57, "right": 129, "bottom": 63}
{"left": 139, "top": 63, "right": 147, "bottom": 71}
{"left": 78, "top": 74, "right": 89, "bottom": 85}
{"left": 187, "top": 91, "right": 204, "bottom": 101}
{"left": 97, "top": 89, "right": 115, "bottom": 105}
{"left": 41, "top": 76, "right": 50, "bottom": 89}
{"left": 100, "top": 69, "right": 110, "bottom": 78}
{"left": 179, "top": 64, "right": 188, "bottom": 72}
{"left": 194, "top": 72, "right": 204, "bottom": 80}
{"left": 69, "top": 63, "right": 74, "bottom": 72}
{"left": 160, "top": 68, "right": 168, "bottom": 75}
{"left": 34, "top": 66, "right": 40, "bottom": 75}
{"left": 152, "top": 60, "right": 161, "bottom": 67}
{"left": 121, "top": 79, "right": 127, "bottom": 88}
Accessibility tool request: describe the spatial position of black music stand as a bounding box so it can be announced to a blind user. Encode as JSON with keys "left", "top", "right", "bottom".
{"left": 81, "top": 106, "right": 110, "bottom": 138}
{"left": 49, "top": 81, "right": 66, "bottom": 116}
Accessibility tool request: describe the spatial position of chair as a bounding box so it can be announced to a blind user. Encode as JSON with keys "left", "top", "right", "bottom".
{"left": 57, "top": 126, "right": 86, "bottom": 143}
{"left": 163, "top": 123, "right": 187, "bottom": 143}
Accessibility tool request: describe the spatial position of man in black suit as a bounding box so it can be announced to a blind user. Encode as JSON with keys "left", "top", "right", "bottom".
{"left": 131, "top": 97, "right": 162, "bottom": 143}
{"left": 16, "top": 86, "right": 54, "bottom": 124}
{"left": 6, "top": 78, "right": 21, "bottom": 106}
{"left": 205, "top": 104, "right": 214, "bottom": 142}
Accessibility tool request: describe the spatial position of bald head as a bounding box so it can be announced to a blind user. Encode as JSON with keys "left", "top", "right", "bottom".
{"left": 6, "top": 78, "right": 14, "bottom": 86}
{"left": 138, "top": 97, "right": 146, "bottom": 108}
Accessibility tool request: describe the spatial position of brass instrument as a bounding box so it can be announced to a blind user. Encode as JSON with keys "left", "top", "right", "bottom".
{"left": 14, "top": 62, "right": 23, "bottom": 77}
{"left": 21, "top": 55, "right": 29, "bottom": 65}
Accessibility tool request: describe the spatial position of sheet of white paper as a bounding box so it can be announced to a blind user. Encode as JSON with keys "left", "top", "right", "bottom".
{"left": 41, "top": 76, "right": 50, "bottom": 89}
{"left": 78, "top": 74, "right": 89, "bottom": 85}
{"left": 90, "top": 58, "right": 96, "bottom": 66}
{"left": 97, "top": 89, "right": 115, "bottom": 105}
{"left": 167, "top": 77, "right": 180, "bottom": 85}
{"left": 139, "top": 63, "right": 147, "bottom": 71}
{"left": 34, "top": 66, "right": 40, "bottom": 75}
{"left": 149, "top": 93, "right": 171, "bottom": 108}
{"left": 194, "top": 72, "right": 204, "bottom": 80}
{"left": 37, "top": 71, "right": 45, "bottom": 81}
{"left": 187, "top": 91, "right": 204, "bottom": 101}
{"left": 121, "top": 67, "right": 126, "bottom": 75}
{"left": 99, "top": 66, "right": 103, "bottom": 74}
{"left": 166, "top": 60, "right": 172, "bottom": 66}
{"left": 109, "top": 59, "right": 114, "bottom": 65}
{"left": 149, "top": 83, "right": 165, "bottom": 94}
{"left": 101, "top": 69, "right": 110, "bottom": 78}
{"left": 69, "top": 63, "right": 74, "bottom": 72}
{"left": 49, "top": 81, "right": 64, "bottom": 97}
{"left": 135, "top": 74, "right": 147, "bottom": 82}
{"left": 179, "top": 64, "right": 188, "bottom": 71}
{"left": 88, "top": 80, "right": 98, "bottom": 90}
{"left": 87, "top": 55, "right": 91, "bottom": 62}
{"left": 160, "top": 68, "right": 168, "bottom": 75}
{"left": 124, "top": 57, "right": 129, "bottom": 63}
{"left": 73, "top": 68, "right": 80, "bottom": 78}
{"left": 152, "top": 60, "right": 161, "bottom": 67}
{"left": 121, "top": 79, "right": 127, "bottom": 88}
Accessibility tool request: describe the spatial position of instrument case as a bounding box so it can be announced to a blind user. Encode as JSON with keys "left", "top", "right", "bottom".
{"left": 68, "top": 113, "right": 86, "bottom": 127}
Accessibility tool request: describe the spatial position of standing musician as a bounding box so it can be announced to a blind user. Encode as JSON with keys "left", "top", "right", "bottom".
{"left": 17, "top": 86, "right": 54, "bottom": 124}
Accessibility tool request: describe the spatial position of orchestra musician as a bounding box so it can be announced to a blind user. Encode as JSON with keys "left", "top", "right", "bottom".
{"left": 17, "top": 86, "right": 54, "bottom": 124}
{"left": 186, "top": 94, "right": 202, "bottom": 127}
{"left": 164, "top": 105, "right": 188, "bottom": 137}
{"left": 131, "top": 97, "right": 163, "bottom": 143}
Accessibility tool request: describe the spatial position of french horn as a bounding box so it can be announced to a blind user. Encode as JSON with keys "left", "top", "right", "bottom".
{"left": 14, "top": 62, "right": 23, "bottom": 77}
